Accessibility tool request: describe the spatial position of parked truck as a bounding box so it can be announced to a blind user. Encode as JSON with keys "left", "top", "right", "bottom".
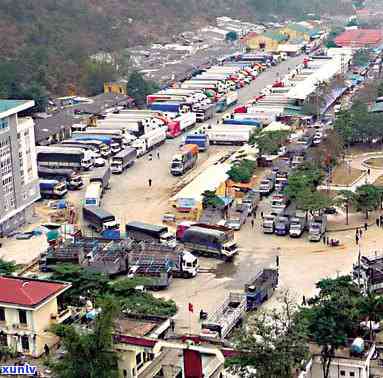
{"left": 89, "top": 166, "right": 111, "bottom": 193}
{"left": 262, "top": 214, "right": 275, "bottom": 234}
{"left": 308, "top": 215, "right": 327, "bottom": 242}
{"left": 36, "top": 146, "right": 94, "bottom": 170}
{"left": 207, "top": 128, "right": 251, "bottom": 145}
{"left": 131, "top": 127, "right": 167, "bottom": 157}
{"left": 289, "top": 216, "right": 306, "bottom": 238}
{"left": 258, "top": 176, "right": 275, "bottom": 195}
{"left": 170, "top": 144, "right": 198, "bottom": 176}
{"left": 82, "top": 206, "right": 119, "bottom": 232}
{"left": 39, "top": 179, "right": 68, "bottom": 199}
{"left": 181, "top": 224, "right": 238, "bottom": 261}
{"left": 201, "top": 293, "right": 246, "bottom": 339}
{"left": 111, "top": 147, "right": 137, "bottom": 174}
{"left": 271, "top": 195, "right": 289, "bottom": 215}
{"left": 125, "top": 222, "right": 177, "bottom": 248}
{"left": 194, "top": 104, "right": 216, "bottom": 123}
{"left": 274, "top": 215, "right": 290, "bottom": 236}
{"left": 84, "top": 182, "right": 102, "bottom": 207}
{"left": 38, "top": 167, "right": 83, "bottom": 190}
{"left": 184, "top": 134, "right": 209, "bottom": 152}
{"left": 245, "top": 268, "right": 279, "bottom": 310}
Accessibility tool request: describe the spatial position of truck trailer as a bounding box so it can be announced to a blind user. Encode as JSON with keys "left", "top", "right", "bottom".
{"left": 82, "top": 206, "right": 119, "bottom": 232}
{"left": 111, "top": 147, "right": 137, "bottom": 174}
{"left": 39, "top": 179, "right": 68, "bottom": 199}
{"left": 38, "top": 167, "right": 83, "bottom": 190}
{"left": 125, "top": 222, "right": 176, "bottom": 248}
{"left": 170, "top": 144, "right": 198, "bottom": 176}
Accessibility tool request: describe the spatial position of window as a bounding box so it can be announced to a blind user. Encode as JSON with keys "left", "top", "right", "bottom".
{"left": 123, "top": 370, "right": 127, "bottom": 378}
{"left": 0, "top": 119, "right": 8, "bottom": 131}
{"left": 0, "top": 333, "right": 7, "bottom": 346}
{"left": 340, "top": 371, "right": 345, "bottom": 377}
{"left": 19, "top": 309, "right": 27, "bottom": 325}
{"left": 21, "top": 335, "right": 29, "bottom": 351}
{"left": 136, "top": 353, "right": 143, "bottom": 368}
{"left": 0, "top": 308, "right": 4, "bottom": 321}
{"left": 350, "top": 373, "right": 355, "bottom": 377}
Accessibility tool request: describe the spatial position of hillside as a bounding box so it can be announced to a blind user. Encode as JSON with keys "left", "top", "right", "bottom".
{"left": 0, "top": 0, "right": 352, "bottom": 108}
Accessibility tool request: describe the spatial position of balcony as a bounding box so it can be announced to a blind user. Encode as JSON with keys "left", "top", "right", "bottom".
{"left": 50, "top": 308, "right": 72, "bottom": 324}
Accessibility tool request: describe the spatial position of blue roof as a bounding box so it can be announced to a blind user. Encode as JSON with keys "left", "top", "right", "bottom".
{"left": 0, "top": 100, "right": 29, "bottom": 114}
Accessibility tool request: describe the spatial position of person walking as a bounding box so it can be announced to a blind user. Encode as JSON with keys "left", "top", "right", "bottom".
{"left": 380, "top": 215, "right": 383, "bottom": 227}
{"left": 157, "top": 151, "right": 160, "bottom": 159}
{"left": 323, "top": 234, "right": 326, "bottom": 245}
{"left": 251, "top": 219, "right": 255, "bottom": 228}
{"left": 364, "top": 222, "right": 368, "bottom": 231}
{"left": 359, "top": 228, "right": 363, "bottom": 239}
{"left": 148, "top": 178, "right": 152, "bottom": 187}
{"left": 261, "top": 211, "right": 264, "bottom": 219}
{"left": 355, "top": 233, "right": 359, "bottom": 245}
{"left": 377, "top": 218, "right": 380, "bottom": 227}
{"left": 302, "top": 295, "right": 307, "bottom": 306}
{"left": 148, "top": 153, "right": 153, "bottom": 161}
{"left": 368, "top": 168, "right": 371, "bottom": 176}
{"left": 253, "top": 208, "right": 257, "bottom": 219}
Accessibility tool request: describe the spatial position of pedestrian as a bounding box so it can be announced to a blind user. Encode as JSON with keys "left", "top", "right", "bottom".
{"left": 359, "top": 228, "right": 363, "bottom": 239}
{"left": 364, "top": 222, "right": 368, "bottom": 231}
{"left": 377, "top": 218, "right": 380, "bottom": 227}
{"left": 44, "top": 344, "right": 50, "bottom": 356}
{"left": 253, "top": 208, "right": 257, "bottom": 219}
{"left": 261, "top": 211, "right": 264, "bottom": 219}
{"left": 217, "top": 119, "right": 219, "bottom": 124}
{"left": 356, "top": 234, "right": 359, "bottom": 245}
{"left": 157, "top": 151, "right": 160, "bottom": 159}
{"left": 302, "top": 295, "right": 307, "bottom": 306}
{"left": 148, "top": 153, "right": 153, "bottom": 161}
{"left": 148, "top": 178, "right": 152, "bottom": 187}
{"left": 251, "top": 219, "right": 255, "bottom": 228}
{"left": 380, "top": 215, "right": 383, "bottom": 227}
{"left": 368, "top": 168, "right": 371, "bottom": 176}
{"left": 322, "top": 234, "right": 326, "bottom": 245}
{"left": 170, "top": 319, "right": 175, "bottom": 332}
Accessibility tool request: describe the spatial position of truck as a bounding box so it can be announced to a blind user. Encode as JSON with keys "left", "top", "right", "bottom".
{"left": 97, "top": 120, "right": 145, "bottom": 138}
{"left": 195, "top": 104, "right": 216, "bottom": 123}
{"left": 149, "top": 102, "right": 191, "bottom": 114}
{"left": 271, "top": 195, "right": 289, "bottom": 215}
{"left": 222, "top": 119, "right": 261, "bottom": 127}
{"left": 131, "top": 127, "right": 167, "bottom": 157}
{"left": 38, "top": 167, "right": 83, "bottom": 190}
{"left": 262, "top": 214, "right": 275, "bottom": 234}
{"left": 184, "top": 134, "right": 209, "bottom": 152}
{"left": 111, "top": 147, "right": 137, "bottom": 174}
{"left": 275, "top": 172, "right": 289, "bottom": 192}
{"left": 82, "top": 206, "right": 119, "bottom": 232}
{"left": 89, "top": 166, "right": 111, "bottom": 192}
{"left": 352, "top": 255, "right": 383, "bottom": 294}
{"left": 170, "top": 144, "right": 198, "bottom": 176}
{"left": 258, "top": 176, "right": 275, "bottom": 195}
{"left": 245, "top": 268, "right": 279, "bottom": 310}
{"left": 84, "top": 182, "right": 102, "bottom": 207}
{"left": 129, "top": 243, "right": 198, "bottom": 278}
{"left": 125, "top": 222, "right": 177, "bottom": 248}
{"left": 201, "top": 293, "right": 246, "bottom": 339}
{"left": 274, "top": 215, "right": 290, "bottom": 236}
{"left": 71, "top": 132, "right": 123, "bottom": 154}
{"left": 174, "top": 112, "right": 197, "bottom": 131}
{"left": 61, "top": 139, "right": 108, "bottom": 156}
{"left": 181, "top": 224, "right": 239, "bottom": 261}
{"left": 39, "top": 179, "right": 68, "bottom": 199}
{"left": 70, "top": 135, "right": 112, "bottom": 157}
{"left": 289, "top": 216, "right": 306, "bottom": 238}
{"left": 308, "top": 215, "right": 327, "bottom": 242}
{"left": 36, "top": 146, "right": 94, "bottom": 170}
{"left": 207, "top": 128, "right": 251, "bottom": 145}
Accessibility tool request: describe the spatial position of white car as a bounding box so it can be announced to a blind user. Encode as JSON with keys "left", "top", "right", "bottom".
{"left": 94, "top": 157, "right": 106, "bottom": 167}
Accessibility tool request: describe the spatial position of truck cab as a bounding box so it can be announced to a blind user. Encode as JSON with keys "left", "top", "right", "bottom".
{"left": 289, "top": 217, "right": 306, "bottom": 238}
{"left": 262, "top": 215, "right": 275, "bottom": 234}
{"left": 274, "top": 215, "right": 290, "bottom": 236}
{"left": 271, "top": 195, "right": 289, "bottom": 215}
{"left": 309, "top": 215, "right": 327, "bottom": 242}
{"left": 259, "top": 178, "right": 274, "bottom": 195}
{"left": 181, "top": 251, "right": 198, "bottom": 277}
{"left": 160, "top": 232, "right": 177, "bottom": 248}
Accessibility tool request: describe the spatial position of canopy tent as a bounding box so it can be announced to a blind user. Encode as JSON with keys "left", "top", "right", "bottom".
{"left": 261, "top": 121, "right": 290, "bottom": 133}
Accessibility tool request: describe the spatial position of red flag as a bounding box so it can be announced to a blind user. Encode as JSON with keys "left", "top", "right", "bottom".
{"left": 188, "top": 303, "right": 194, "bottom": 313}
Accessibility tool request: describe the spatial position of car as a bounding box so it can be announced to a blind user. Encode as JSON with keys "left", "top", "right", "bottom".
{"left": 94, "top": 157, "right": 106, "bottom": 167}
{"left": 225, "top": 218, "right": 242, "bottom": 231}
{"left": 324, "top": 207, "right": 337, "bottom": 215}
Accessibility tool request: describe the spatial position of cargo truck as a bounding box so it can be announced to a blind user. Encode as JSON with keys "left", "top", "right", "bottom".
{"left": 174, "top": 112, "right": 197, "bottom": 131}
{"left": 184, "top": 134, "right": 209, "bottom": 152}
{"left": 89, "top": 165, "right": 111, "bottom": 192}
{"left": 170, "top": 144, "right": 198, "bottom": 176}
{"left": 271, "top": 195, "right": 289, "bottom": 215}
{"left": 223, "top": 119, "right": 261, "bottom": 128}
{"left": 262, "top": 214, "right": 275, "bottom": 234}
{"left": 84, "top": 182, "right": 102, "bottom": 207}
{"left": 36, "top": 146, "right": 94, "bottom": 170}
{"left": 125, "top": 221, "right": 176, "bottom": 248}
{"left": 181, "top": 224, "right": 239, "bottom": 261}
{"left": 245, "top": 268, "right": 279, "bottom": 310}
{"left": 207, "top": 128, "right": 251, "bottom": 145}
{"left": 111, "top": 147, "right": 137, "bottom": 174}
{"left": 274, "top": 215, "right": 290, "bottom": 236}
{"left": 289, "top": 216, "right": 306, "bottom": 238}
{"left": 308, "top": 215, "right": 327, "bottom": 242}
{"left": 131, "top": 127, "right": 167, "bottom": 157}
{"left": 38, "top": 167, "right": 83, "bottom": 190}
{"left": 194, "top": 104, "right": 216, "bottom": 122}
{"left": 71, "top": 135, "right": 112, "bottom": 157}
{"left": 39, "top": 179, "right": 68, "bottom": 199}
{"left": 71, "top": 132, "right": 123, "bottom": 154}
{"left": 82, "top": 206, "right": 119, "bottom": 233}
{"left": 61, "top": 139, "right": 108, "bottom": 157}
{"left": 258, "top": 176, "right": 275, "bottom": 195}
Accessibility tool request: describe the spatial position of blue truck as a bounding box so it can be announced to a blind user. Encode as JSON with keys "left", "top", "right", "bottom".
{"left": 184, "top": 134, "right": 209, "bottom": 152}
{"left": 245, "top": 268, "right": 279, "bottom": 310}
{"left": 39, "top": 179, "right": 68, "bottom": 199}
{"left": 223, "top": 119, "right": 261, "bottom": 127}
{"left": 149, "top": 102, "right": 191, "bottom": 113}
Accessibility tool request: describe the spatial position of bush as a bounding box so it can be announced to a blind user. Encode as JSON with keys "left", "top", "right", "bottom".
{"left": 228, "top": 159, "right": 256, "bottom": 183}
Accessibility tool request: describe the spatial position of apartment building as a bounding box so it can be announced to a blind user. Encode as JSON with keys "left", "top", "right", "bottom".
{"left": 0, "top": 100, "right": 40, "bottom": 235}
{"left": 0, "top": 276, "right": 71, "bottom": 357}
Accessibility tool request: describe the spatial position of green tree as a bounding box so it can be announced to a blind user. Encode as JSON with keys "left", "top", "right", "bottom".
{"left": 226, "top": 293, "right": 308, "bottom": 378}
{"left": 227, "top": 159, "right": 256, "bottom": 183}
{"left": 353, "top": 49, "right": 370, "bottom": 67}
{"left": 256, "top": 131, "right": 290, "bottom": 155}
{"left": 81, "top": 60, "right": 117, "bottom": 96}
{"left": 296, "top": 189, "right": 332, "bottom": 214}
{"left": 127, "top": 71, "right": 159, "bottom": 106}
{"left": 201, "top": 190, "right": 225, "bottom": 209}
{"left": 358, "top": 293, "right": 383, "bottom": 340}
{"left": 354, "top": 184, "right": 381, "bottom": 219}
{"left": 52, "top": 297, "right": 120, "bottom": 378}
{"left": 225, "top": 31, "right": 238, "bottom": 42}
{"left": 0, "top": 259, "right": 19, "bottom": 275}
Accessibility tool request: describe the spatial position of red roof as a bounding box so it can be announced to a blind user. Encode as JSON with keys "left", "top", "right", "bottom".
{"left": 114, "top": 334, "right": 157, "bottom": 347}
{"left": 335, "top": 29, "right": 383, "bottom": 47}
{"left": 241, "top": 31, "right": 258, "bottom": 42}
{"left": 0, "top": 276, "right": 70, "bottom": 307}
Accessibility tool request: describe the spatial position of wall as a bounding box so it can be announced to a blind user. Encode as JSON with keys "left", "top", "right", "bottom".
{"left": 246, "top": 36, "right": 279, "bottom": 52}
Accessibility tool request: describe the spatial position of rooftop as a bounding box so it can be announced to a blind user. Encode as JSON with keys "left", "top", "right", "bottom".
{"left": 0, "top": 276, "right": 71, "bottom": 308}
{"left": 335, "top": 29, "right": 383, "bottom": 47}
{"left": 263, "top": 31, "right": 288, "bottom": 42}
{"left": 0, "top": 99, "right": 35, "bottom": 118}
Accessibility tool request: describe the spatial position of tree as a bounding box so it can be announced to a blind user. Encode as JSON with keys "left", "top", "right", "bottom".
{"left": 256, "top": 131, "right": 290, "bottom": 155}
{"left": 226, "top": 293, "right": 308, "bottom": 378}
{"left": 303, "top": 276, "right": 361, "bottom": 378}
{"left": 0, "top": 259, "right": 19, "bottom": 275}
{"left": 201, "top": 190, "right": 225, "bottom": 209}
{"left": 52, "top": 297, "right": 120, "bottom": 378}
{"left": 227, "top": 159, "right": 256, "bottom": 183}
{"left": 354, "top": 184, "right": 381, "bottom": 219}
{"left": 127, "top": 71, "right": 159, "bottom": 106}
{"left": 296, "top": 189, "right": 332, "bottom": 214}
{"left": 358, "top": 293, "right": 383, "bottom": 341}
{"left": 335, "top": 190, "right": 355, "bottom": 225}
{"left": 225, "top": 31, "right": 238, "bottom": 42}
{"left": 353, "top": 49, "right": 370, "bottom": 67}
{"left": 81, "top": 60, "right": 117, "bottom": 96}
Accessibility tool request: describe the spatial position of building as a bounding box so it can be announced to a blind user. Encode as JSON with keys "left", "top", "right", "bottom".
{"left": 0, "top": 100, "right": 40, "bottom": 235}
{"left": 244, "top": 31, "right": 288, "bottom": 52}
{"left": 0, "top": 276, "right": 71, "bottom": 357}
{"left": 335, "top": 29, "right": 383, "bottom": 48}
{"left": 279, "top": 23, "right": 319, "bottom": 42}
{"left": 104, "top": 80, "right": 128, "bottom": 96}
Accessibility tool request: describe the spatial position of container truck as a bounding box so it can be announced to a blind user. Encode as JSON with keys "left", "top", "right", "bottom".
{"left": 111, "top": 147, "right": 137, "bottom": 174}
{"left": 97, "top": 120, "right": 145, "bottom": 138}
{"left": 181, "top": 224, "right": 239, "bottom": 261}
{"left": 223, "top": 119, "right": 261, "bottom": 127}
{"left": 206, "top": 128, "right": 251, "bottom": 145}
{"left": 84, "top": 182, "right": 102, "bottom": 207}
{"left": 166, "top": 120, "right": 182, "bottom": 138}
{"left": 174, "top": 112, "right": 196, "bottom": 131}
{"left": 89, "top": 166, "right": 111, "bottom": 192}
{"left": 125, "top": 221, "right": 176, "bottom": 248}
{"left": 170, "top": 144, "right": 198, "bottom": 176}
{"left": 82, "top": 206, "right": 119, "bottom": 232}
{"left": 71, "top": 135, "right": 114, "bottom": 156}
{"left": 150, "top": 102, "right": 191, "bottom": 114}
{"left": 129, "top": 243, "right": 198, "bottom": 278}
{"left": 245, "top": 268, "right": 279, "bottom": 310}
{"left": 131, "top": 127, "right": 167, "bottom": 157}
{"left": 71, "top": 132, "right": 123, "bottom": 154}
{"left": 38, "top": 167, "right": 83, "bottom": 190}
{"left": 308, "top": 215, "right": 327, "bottom": 242}
{"left": 61, "top": 138, "right": 110, "bottom": 158}
{"left": 225, "top": 91, "right": 239, "bottom": 108}
{"left": 184, "top": 134, "right": 209, "bottom": 152}
{"left": 271, "top": 195, "right": 289, "bottom": 215}
{"left": 258, "top": 176, "right": 275, "bottom": 195}
{"left": 194, "top": 104, "right": 216, "bottom": 122}
{"left": 36, "top": 146, "right": 93, "bottom": 170}
{"left": 39, "top": 179, "right": 68, "bottom": 199}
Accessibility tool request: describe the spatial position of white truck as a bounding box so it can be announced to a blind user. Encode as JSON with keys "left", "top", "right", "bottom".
{"left": 131, "top": 127, "right": 167, "bottom": 157}
{"left": 289, "top": 216, "right": 306, "bottom": 238}
{"left": 111, "top": 147, "right": 137, "bottom": 174}
{"left": 262, "top": 214, "right": 275, "bottom": 234}
{"left": 207, "top": 128, "right": 251, "bottom": 145}
{"left": 174, "top": 112, "right": 196, "bottom": 131}
{"left": 308, "top": 215, "right": 327, "bottom": 242}
{"left": 84, "top": 182, "right": 102, "bottom": 207}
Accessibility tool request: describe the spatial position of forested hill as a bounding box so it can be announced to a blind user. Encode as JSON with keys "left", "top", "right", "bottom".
{"left": 0, "top": 0, "right": 351, "bottom": 106}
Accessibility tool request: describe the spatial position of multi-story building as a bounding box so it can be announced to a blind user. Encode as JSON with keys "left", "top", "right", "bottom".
{"left": 0, "top": 100, "right": 40, "bottom": 235}
{"left": 0, "top": 276, "right": 71, "bottom": 357}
